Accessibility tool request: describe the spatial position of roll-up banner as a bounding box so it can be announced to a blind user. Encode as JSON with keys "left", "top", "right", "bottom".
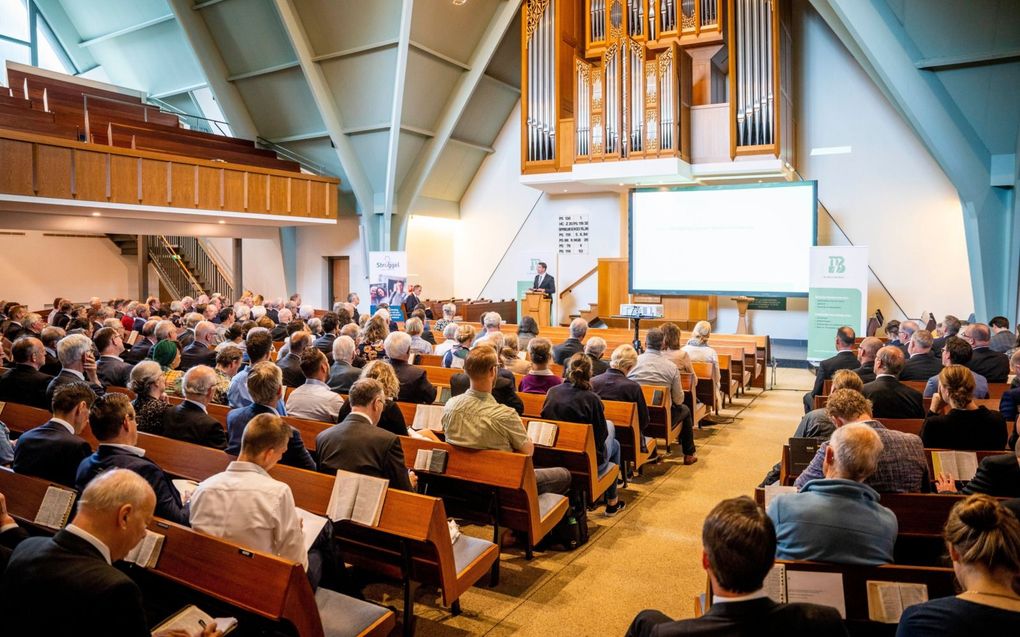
{"left": 807, "top": 246, "right": 869, "bottom": 362}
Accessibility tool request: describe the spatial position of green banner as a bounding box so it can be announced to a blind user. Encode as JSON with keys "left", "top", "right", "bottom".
{"left": 807, "top": 287, "right": 862, "bottom": 360}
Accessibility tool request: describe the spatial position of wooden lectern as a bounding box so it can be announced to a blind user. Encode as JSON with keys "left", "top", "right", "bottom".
{"left": 523, "top": 291, "right": 552, "bottom": 328}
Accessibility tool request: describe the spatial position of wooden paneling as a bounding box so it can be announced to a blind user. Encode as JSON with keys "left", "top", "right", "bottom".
{"left": 33, "top": 145, "right": 72, "bottom": 198}
{"left": 169, "top": 163, "right": 196, "bottom": 208}
{"left": 290, "top": 177, "right": 309, "bottom": 216}
{"left": 73, "top": 149, "right": 107, "bottom": 201}
{"left": 140, "top": 158, "right": 169, "bottom": 206}
{"left": 0, "top": 139, "right": 36, "bottom": 196}
{"left": 246, "top": 172, "right": 268, "bottom": 213}
{"left": 268, "top": 175, "right": 289, "bottom": 214}
{"left": 196, "top": 165, "right": 221, "bottom": 210}
{"left": 109, "top": 155, "right": 139, "bottom": 203}
{"left": 223, "top": 169, "right": 245, "bottom": 212}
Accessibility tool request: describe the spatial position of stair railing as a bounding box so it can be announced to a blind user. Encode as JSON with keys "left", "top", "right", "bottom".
{"left": 146, "top": 236, "right": 200, "bottom": 300}
{"left": 160, "top": 235, "right": 234, "bottom": 300}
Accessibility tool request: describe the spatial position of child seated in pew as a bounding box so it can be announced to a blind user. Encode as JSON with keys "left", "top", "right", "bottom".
{"left": 519, "top": 338, "right": 562, "bottom": 395}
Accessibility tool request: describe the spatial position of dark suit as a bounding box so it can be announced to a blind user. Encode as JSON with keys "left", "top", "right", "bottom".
{"left": 226, "top": 403, "right": 315, "bottom": 470}
{"left": 967, "top": 347, "right": 1010, "bottom": 383}
{"left": 402, "top": 293, "right": 420, "bottom": 315}
{"left": 626, "top": 598, "right": 847, "bottom": 637}
{"left": 53, "top": 313, "right": 72, "bottom": 329}
{"left": 0, "top": 364, "right": 52, "bottom": 409}
{"left": 313, "top": 333, "right": 336, "bottom": 363}
{"left": 803, "top": 350, "right": 861, "bottom": 412}
{"left": 592, "top": 368, "right": 651, "bottom": 437}
{"left": 96, "top": 355, "right": 133, "bottom": 388}
{"left": 316, "top": 412, "right": 413, "bottom": 491}
{"left": 963, "top": 453, "right": 1020, "bottom": 498}
{"left": 853, "top": 362, "right": 876, "bottom": 384}
{"left": 162, "top": 400, "right": 226, "bottom": 449}
{"left": 931, "top": 335, "right": 950, "bottom": 357}
{"left": 40, "top": 349, "right": 60, "bottom": 376}
{"left": 270, "top": 324, "right": 288, "bottom": 341}
{"left": 862, "top": 375, "right": 925, "bottom": 419}
{"left": 327, "top": 360, "right": 362, "bottom": 394}
{"left": 390, "top": 359, "right": 436, "bottom": 404}
{"left": 552, "top": 337, "right": 584, "bottom": 367}
{"left": 2, "top": 530, "right": 150, "bottom": 636}
{"left": 178, "top": 341, "right": 217, "bottom": 371}
{"left": 45, "top": 369, "right": 105, "bottom": 406}
{"left": 176, "top": 327, "right": 195, "bottom": 349}
{"left": 122, "top": 338, "right": 154, "bottom": 364}
{"left": 900, "top": 352, "right": 943, "bottom": 382}
{"left": 12, "top": 420, "right": 92, "bottom": 487}
{"left": 276, "top": 353, "right": 305, "bottom": 388}
{"left": 75, "top": 445, "right": 188, "bottom": 525}
{"left": 450, "top": 369, "right": 524, "bottom": 414}
{"left": 0, "top": 525, "right": 28, "bottom": 573}
{"left": 533, "top": 273, "right": 555, "bottom": 296}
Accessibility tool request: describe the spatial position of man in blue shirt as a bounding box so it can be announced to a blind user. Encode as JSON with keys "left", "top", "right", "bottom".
{"left": 226, "top": 328, "right": 285, "bottom": 413}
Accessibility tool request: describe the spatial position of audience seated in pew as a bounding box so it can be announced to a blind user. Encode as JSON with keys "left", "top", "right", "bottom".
{"left": 13, "top": 383, "right": 95, "bottom": 487}
{"left": 77, "top": 393, "right": 189, "bottom": 525}
{"left": 923, "top": 336, "right": 990, "bottom": 398}
{"left": 519, "top": 337, "right": 563, "bottom": 395}
{"left": 285, "top": 348, "right": 344, "bottom": 422}
{"left": 768, "top": 423, "right": 897, "bottom": 565}
{"left": 191, "top": 413, "right": 333, "bottom": 591}
{"left": 474, "top": 312, "right": 504, "bottom": 347}
{"left": 997, "top": 351, "right": 1020, "bottom": 426}
{"left": 552, "top": 318, "right": 587, "bottom": 366}
{"left": 896, "top": 494, "right": 1020, "bottom": 636}
{"left": 162, "top": 366, "right": 226, "bottom": 450}
{"left": 211, "top": 344, "right": 243, "bottom": 405}
{"left": 629, "top": 328, "right": 696, "bottom": 465}
{"left": 0, "top": 336, "right": 53, "bottom": 410}
{"left": 500, "top": 333, "right": 532, "bottom": 375}
{"left": 277, "top": 330, "right": 312, "bottom": 388}
{"left": 313, "top": 311, "right": 340, "bottom": 363}
{"left": 179, "top": 320, "right": 218, "bottom": 371}
{"left": 2, "top": 469, "right": 222, "bottom": 636}
{"left": 337, "top": 360, "right": 409, "bottom": 437}
{"left": 794, "top": 388, "right": 928, "bottom": 493}
{"left": 226, "top": 328, "right": 284, "bottom": 412}
{"left": 582, "top": 336, "right": 610, "bottom": 377}
{"left": 921, "top": 365, "right": 1008, "bottom": 451}
{"left": 592, "top": 344, "right": 657, "bottom": 457}
{"left": 0, "top": 421, "right": 12, "bottom": 466}
{"left": 385, "top": 331, "right": 437, "bottom": 404}
{"left": 443, "top": 346, "right": 572, "bottom": 496}
{"left": 226, "top": 362, "right": 315, "bottom": 471}
{"left": 864, "top": 346, "right": 926, "bottom": 419}
{"left": 516, "top": 315, "right": 540, "bottom": 353}
{"left": 660, "top": 322, "right": 695, "bottom": 377}
{"left": 405, "top": 317, "right": 433, "bottom": 356}
{"left": 129, "top": 360, "right": 172, "bottom": 435}
{"left": 94, "top": 327, "right": 133, "bottom": 388}
{"left": 0, "top": 492, "right": 28, "bottom": 573}
{"left": 900, "top": 329, "right": 944, "bottom": 381}
{"left": 937, "top": 439, "right": 1020, "bottom": 498}
{"left": 434, "top": 322, "right": 459, "bottom": 359}
{"left": 988, "top": 316, "right": 1016, "bottom": 354}
{"left": 804, "top": 326, "right": 859, "bottom": 413}
{"left": 327, "top": 334, "right": 362, "bottom": 393}
{"left": 39, "top": 325, "right": 63, "bottom": 375}
{"left": 443, "top": 323, "right": 474, "bottom": 369}
{"left": 682, "top": 321, "right": 721, "bottom": 406}
{"left": 853, "top": 336, "right": 883, "bottom": 383}
{"left": 962, "top": 323, "right": 1011, "bottom": 384}
{"left": 450, "top": 342, "right": 525, "bottom": 415}
{"left": 542, "top": 353, "right": 625, "bottom": 516}
{"left": 316, "top": 378, "right": 415, "bottom": 492}
{"left": 151, "top": 339, "right": 184, "bottom": 398}
{"left": 357, "top": 315, "right": 389, "bottom": 364}
{"left": 123, "top": 319, "right": 157, "bottom": 364}
{"left": 46, "top": 332, "right": 106, "bottom": 404}
{"left": 433, "top": 302, "right": 456, "bottom": 334}
{"left": 626, "top": 496, "right": 848, "bottom": 637}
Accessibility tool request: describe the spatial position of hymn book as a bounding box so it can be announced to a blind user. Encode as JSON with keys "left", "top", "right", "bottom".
{"left": 124, "top": 529, "right": 164, "bottom": 568}
{"left": 526, "top": 421, "right": 558, "bottom": 447}
{"left": 126, "top": 330, "right": 139, "bottom": 346}
{"left": 412, "top": 404, "right": 445, "bottom": 432}
{"left": 152, "top": 605, "right": 238, "bottom": 636}
{"left": 413, "top": 448, "right": 448, "bottom": 473}
{"left": 760, "top": 565, "right": 846, "bottom": 618}
{"left": 866, "top": 581, "right": 928, "bottom": 623}
{"left": 931, "top": 451, "right": 979, "bottom": 482}
{"left": 326, "top": 471, "right": 389, "bottom": 527}
{"left": 172, "top": 479, "right": 199, "bottom": 503}
{"left": 34, "top": 485, "right": 76, "bottom": 529}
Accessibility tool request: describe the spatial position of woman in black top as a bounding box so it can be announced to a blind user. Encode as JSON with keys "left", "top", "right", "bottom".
{"left": 897, "top": 494, "right": 1020, "bottom": 636}
{"left": 335, "top": 359, "right": 406, "bottom": 437}
{"left": 541, "top": 353, "right": 625, "bottom": 516}
{"left": 129, "top": 360, "right": 171, "bottom": 435}
{"left": 921, "top": 365, "right": 1008, "bottom": 450}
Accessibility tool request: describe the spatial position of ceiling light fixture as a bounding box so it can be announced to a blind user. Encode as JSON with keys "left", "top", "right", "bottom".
{"left": 218, "top": 220, "right": 226, "bottom": 224}
{"left": 91, "top": 212, "right": 101, "bottom": 217}
{"left": 452, "top": 0, "right": 467, "bottom": 5}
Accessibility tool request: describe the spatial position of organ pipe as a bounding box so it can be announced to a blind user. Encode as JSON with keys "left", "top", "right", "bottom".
{"left": 731, "top": 0, "right": 776, "bottom": 153}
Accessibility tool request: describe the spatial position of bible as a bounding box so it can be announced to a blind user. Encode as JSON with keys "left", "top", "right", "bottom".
{"left": 124, "top": 529, "right": 164, "bottom": 568}
{"left": 34, "top": 485, "right": 76, "bottom": 529}
{"left": 413, "top": 448, "right": 448, "bottom": 474}
{"left": 866, "top": 581, "right": 928, "bottom": 623}
{"left": 931, "top": 451, "right": 979, "bottom": 482}
{"left": 325, "top": 471, "right": 389, "bottom": 527}
{"left": 412, "top": 404, "right": 445, "bottom": 432}
{"left": 152, "top": 605, "right": 238, "bottom": 636}
{"left": 126, "top": 330, "right": 139, "bottom": 346}
{"left": 527, "top": 420, "right": 558, "bottom": 447}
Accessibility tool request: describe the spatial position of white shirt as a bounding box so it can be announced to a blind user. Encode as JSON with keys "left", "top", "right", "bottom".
{"left": 712, "top": 588, "right": 768, "bottom": 606}
{"left": 65, "top": 524, "right": 112, "bottom": 565}
{"left": 189, "top": 461, "right": 307, "bottom": 569}
{"left": 50, "top": 417, "right": 76, "bottom": 435}
{"left": 285, "top": 379, "right": 344, "bottom": 422}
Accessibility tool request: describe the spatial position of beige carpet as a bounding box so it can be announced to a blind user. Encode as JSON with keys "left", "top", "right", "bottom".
{"left": 365, "top": 368, "right": 816, "bottom": 636}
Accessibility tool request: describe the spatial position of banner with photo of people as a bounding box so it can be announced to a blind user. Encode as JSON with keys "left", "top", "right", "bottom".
{"left": 368, "top": 251, "right": 407, "bottom": 321}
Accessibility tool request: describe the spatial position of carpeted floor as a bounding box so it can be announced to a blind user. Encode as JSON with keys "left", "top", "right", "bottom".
{"left": 364, "top": 368, "right": 816, "bottom": 636}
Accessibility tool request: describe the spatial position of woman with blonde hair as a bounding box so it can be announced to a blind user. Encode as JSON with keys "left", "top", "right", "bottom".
{"left": 442, "top": 324, "right": 475, "bottom": 369}
{"left": 501, "top": 332, "right": 532, "bottom": 375}
{"left": 922, "top": 365, "right": 1008, "bottom": 451}
{"left": 660, "top": 322, "right": 694, "bottom": 375}
{"left": 356, "top": 314, "right": 388, "bottom": 363}
{"left": 335, "top": 360, "right": 408, "bottom": 437}
{"left": 896, "top": 494, "right": 1020, "bottom": 635}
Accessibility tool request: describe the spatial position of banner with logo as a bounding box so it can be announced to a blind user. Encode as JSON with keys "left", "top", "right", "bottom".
{"left": 368, "top": 251, "right": 407, "bottom": 321}
{"left": 807, "top": 246, "right": 869, "bottom": 361}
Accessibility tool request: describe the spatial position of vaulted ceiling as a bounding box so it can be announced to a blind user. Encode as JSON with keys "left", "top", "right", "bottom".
{"left": 34, "top": 0, "right": 523, "bottom": 248}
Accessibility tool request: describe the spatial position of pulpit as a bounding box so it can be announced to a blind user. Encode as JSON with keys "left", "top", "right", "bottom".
{"left": 523, "top": 291, "right": 552, "bottom": 328}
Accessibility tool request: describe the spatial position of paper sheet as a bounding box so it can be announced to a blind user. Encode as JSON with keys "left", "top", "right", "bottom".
{"left": 786, "top": 570, "right": 846, "bottom": 619}
{"left": 296, "top": 508, "right": 328, "bottom": 553}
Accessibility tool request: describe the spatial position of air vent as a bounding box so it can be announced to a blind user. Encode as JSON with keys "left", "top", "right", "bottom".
{"left": 0, "top": 231, "right": 26, "bottom": 236}
{"left": 42, "top": 233, "right": 105, "bottom": 238}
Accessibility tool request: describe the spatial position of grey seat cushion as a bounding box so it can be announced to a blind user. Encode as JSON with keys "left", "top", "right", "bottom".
{"left": 316, "top": 588, "right": 391, "bottom": 637}
{"left": 452, "top": 534, "right": 495, "bottom": 574}
{"left": 538, "top": 492, "right": 567, "bottom": 518}
{"left": 598, "top": 462, "right": 617, "bottom": 479}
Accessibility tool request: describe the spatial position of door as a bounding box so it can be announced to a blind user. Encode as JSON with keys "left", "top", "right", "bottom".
{"left": 328, "top": 256, "right": 350, "bottom": 306}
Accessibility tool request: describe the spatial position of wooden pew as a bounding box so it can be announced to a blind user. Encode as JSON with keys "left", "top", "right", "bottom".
{"left": 415, "top": 354, "right": 443, "bottom": 367}
{"left": 0, "top": 468, "right": 395, "bottom": 637}
{"left": 691, "top": 361, "right": 719, "bottom": 412}
{"left": 602, "top": 398, "right": 657, "bottom": 474}
{"left": 641, "top": 384, "right": 675, "bottom": 452}
{"left": 521, "top": 417, "right": 618, "bottom": 506}
{"left": 398, "top": 436, "right": 569, "bottom": 562}
{"left": 714, "top": 345, "right": 751, "bottom": 393}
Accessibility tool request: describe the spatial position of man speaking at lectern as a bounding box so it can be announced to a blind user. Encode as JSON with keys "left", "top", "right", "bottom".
{"left": 531, "top": 262, "right": 556, "bottom": 297}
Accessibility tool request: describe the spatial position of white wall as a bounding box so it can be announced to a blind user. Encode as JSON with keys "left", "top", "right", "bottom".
{"left": 406, "top": 215, "right": 456, "bottom": 300}
{"left": 205, "top": 236, "right": 289, "bottom": 302}
{"left": 293, "top": 217, "right": 368, "bottom": 313}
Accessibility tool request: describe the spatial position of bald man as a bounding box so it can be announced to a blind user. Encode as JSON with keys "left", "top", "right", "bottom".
{"left": 861, "top": 346, "right": 924, "bottom": 419}
{"left": 852, "top": 337, "right": 883, "bottom": 383}
{"left": 179, "top": 320, "right": 218, "bottom": 371}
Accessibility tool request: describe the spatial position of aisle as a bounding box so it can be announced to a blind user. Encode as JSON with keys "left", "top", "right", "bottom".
{"left": 373, "top": 369, "right": 815, "bottom": 636}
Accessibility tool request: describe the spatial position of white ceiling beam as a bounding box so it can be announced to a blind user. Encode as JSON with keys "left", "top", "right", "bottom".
{"left": 227, "top": 60, "right": 301, "bottom": 82}
{"left": 409, "top": 40, "right": 470, "bottom": 70}
{"left": 482, "top": 72, "right": 521, "bottom": 94}
{"left": 150, "top": 82, "right": 208, "bottom": 100}
{"left": 273, "top": 0, "right": 374, "bottom": 214}
{"left": 79, "top": 14, "right": 174, "bottom": 48}
{"left": 449, "top": 136, "right": 494, "bottom": 154}
{"left": 313, "top": 39, "right": 399, "bottom": 63}
{"left": 397, "top": 0, "right": 521, "bottom": 215}
{"left": 383, "top": 0, "right": 416, "bottom": 249}
{"left": 167, "top": 0, "right": 258, "bottom": 140}
{"left": 915, "top": 49, "right": 1020, "bottom": 71}
{"left": 193, "top": 0, "right": 234, "bottom": 9}
{"left": 266, "top": 130, "right": 330, "bottom": 144}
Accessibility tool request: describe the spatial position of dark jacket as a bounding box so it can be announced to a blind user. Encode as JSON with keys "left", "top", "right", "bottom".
{"left": 2, "top": 531, "right": 150, "bottom": 636}
{"left": 276, "top": 353, "right": 305, "bottom": 388}
{"left": 967, "top": 347, "right": 1010, "bottom": 383}
{"left": 541, "top": 382, "right": 609, "bottom": 465}
{"left": 12, "top": 420, "right": 92, "bottom": 487}
{"left": 122, "top": 338, "right": 154, "bottom": 364}
{"left": 592, "top": 368, "right": 651, "bottom": 436}
{"left": 0, "top": 525, "right": 28, "bottom": 574}
{"left": 853, "top": 362, "right": 876, "bottom": 384}
{"left": 899, "top": 352, "right": 943, "bottom": 382}
{"left": 40, "top": 349, "right": 61, "bottom": 376}
{"left": 402, "top": 293, "right": 420, "bottom": 316}
{"left": 533, "top": 273, "right": 556, "bottom": 296}
{"left": 390, "top": 359, "right": 437, "bottom": 404}
{"left": 963, "top": 453, "right": 1020, "bottom": 498}
{"left": 809, "top": 350, "right": 860, "bottom": 398}
{"left": 313, "top": 333, "right": 336, "bottom": 363}
{"left": 920, "top": 406, "right": 1008, "bottom": 451}
{"left": 327, "top": 360, "right": 362, "bottom": 394}
{"left": 0, "top": 364, "right": 53, "bottom": 410}
{"left": 226, "top": 403, "right": 315, "bottom": 470}
{"left": 626, "top": 597, "right": 847, "bottom": 637}
{"left": 862, "top": 376, "right": 925, "bottom": 419}
{"left": 270, "top": 324, "right": 288, "bottom": 341}
{"left": 162, "top": 400, "right": 226, "bottom": 450}
{"left": 178, "top": 341, "right": 217, "bottom": 371}
{"left": 176, "top": 327, "right": 196, "bottom": 349}
{"left": 336, "top": 400, "right": 406, "bottom": 437}
{"left": 45, "top": 370, "right": 105, "bottom": 406}
{"left": 450, "top": 369, "right": 524, "bottom": 414}
{"left": 96, "top": 355, "right": 133, "bottom": 388}
{"left": 552, "top": 337, "right": 584, "bottom": 367}
{"left": 316, "top": 412, "right": 413, "bottom": 491}
{"left": 75, "top": 445, "right": 189, "bottom": 525}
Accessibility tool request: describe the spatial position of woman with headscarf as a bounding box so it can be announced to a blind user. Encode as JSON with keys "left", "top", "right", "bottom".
{"left": 150, "top": 339, "right": 184, "bottom": 397}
